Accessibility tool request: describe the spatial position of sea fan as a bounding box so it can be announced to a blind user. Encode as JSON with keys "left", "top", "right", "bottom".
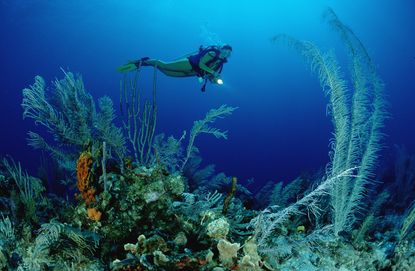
{"left": 21, "top": 70, "right": 126, "bottom": 172}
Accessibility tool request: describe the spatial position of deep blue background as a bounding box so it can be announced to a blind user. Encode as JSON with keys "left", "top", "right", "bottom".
{"left": 1, "top": 0, "right": 414, "bottom": 188}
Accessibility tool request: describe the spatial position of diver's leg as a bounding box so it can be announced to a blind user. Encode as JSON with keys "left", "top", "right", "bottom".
{"left": 158, "top": 70, "right": 194, "bottom": 77}
{"left": 144, "top": 59, "right": 193, "bottom": 73}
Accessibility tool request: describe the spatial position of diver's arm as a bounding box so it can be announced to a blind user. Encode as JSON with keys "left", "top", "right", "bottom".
{"left": 199, "top": 63, "right": 217, "bottom": 76}
{"left": 198, "top": 53, "right": 219, "bottom": 77}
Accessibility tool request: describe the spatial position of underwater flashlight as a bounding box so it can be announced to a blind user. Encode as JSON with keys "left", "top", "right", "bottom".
{"left": 216, "top": 78, "right": 224, "bottom": 85}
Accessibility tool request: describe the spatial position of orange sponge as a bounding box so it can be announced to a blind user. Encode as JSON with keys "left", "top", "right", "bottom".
{"left": 76, "top": 151, "right": 95, "bottom": 205}
{"left": 87, "top": 207, "right": 102, "bottom": 221}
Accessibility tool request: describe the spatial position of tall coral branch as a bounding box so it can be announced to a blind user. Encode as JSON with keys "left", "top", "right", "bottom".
{"left": 120, "top": 66, "right": 157, "bottom": 166}
{"left": 181, "top": 104, "right": 238, "bottom": 171}
{"left": 271, "top": 8, "right": 387, "bottom": 236}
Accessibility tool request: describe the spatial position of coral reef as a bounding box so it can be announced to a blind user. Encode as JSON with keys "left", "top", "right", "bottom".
{"left": 1, "top": 7, "right": 415, "bottom": 271}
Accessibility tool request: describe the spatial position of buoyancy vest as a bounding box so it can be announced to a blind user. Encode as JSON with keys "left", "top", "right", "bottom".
{"left": 188, "top": 45, "right": 228, "bottom": 77}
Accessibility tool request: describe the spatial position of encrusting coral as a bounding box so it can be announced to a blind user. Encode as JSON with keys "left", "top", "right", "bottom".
{"left": 217, "top": 239, "right": 240, "bottom": 268}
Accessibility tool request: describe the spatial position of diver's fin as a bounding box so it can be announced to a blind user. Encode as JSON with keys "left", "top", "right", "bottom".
{"left": 117, "top": 57, "right": 151, "bottom": 73}
{"left": 117, "top": 63, "right": 138, "bottom": 73}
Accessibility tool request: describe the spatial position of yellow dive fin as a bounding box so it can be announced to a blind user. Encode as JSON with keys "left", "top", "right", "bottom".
{"left": 117, "top": 62, "right": 137, "bottom": 73}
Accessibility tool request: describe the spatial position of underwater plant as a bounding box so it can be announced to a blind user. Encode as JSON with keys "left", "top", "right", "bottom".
{"left": 270, "top": 8, "right": 387, "bottom": 237}
{"left": 324, "top": 8, "right": 387, "bottom": 236}
{"left": 16, "top": 221, "right": 101, "bottom": 270}
{"left": 242, "top": 10, "right": 390, "bottom": 269}
{"left": 150, "top": 104, "right": 237, "bottom": 174}
{"left": 400, "top": 200, "right": 415, "bottom": 242}
{"left": 181, "top": 104, "right": 238, "bottom": 171}
{"left": 2, "top": 157, "right": 44, "bottom": 222}
{"left": 120, "top": 70, "right": 157, "bottom": 166}
{"left": 0, "top": 216, "right": 15, "bottom": 251}
{"left": 152, "top": 133, "right": 185, "bottom": 172}
{"left": 391, "top": 145, "right": 415, "bottom": 210}
{"left": 21, "top": 71, "right": 126, "bottom": 172}
{"left": 269, "top": 176, "right": 309, "bottom": 208}
{"left": 251, "top": 167, "right": 359, "bottom": 249}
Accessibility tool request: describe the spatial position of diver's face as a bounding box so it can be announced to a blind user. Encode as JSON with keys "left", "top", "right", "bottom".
{"left": 220, "top": 49, "right": 232, "bottom": 57}
{"left": 222, "top": 49, "right": 232, "bottom": 58}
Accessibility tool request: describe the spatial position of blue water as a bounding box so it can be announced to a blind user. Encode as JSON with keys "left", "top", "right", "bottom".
{"left": 1, "top": 0, "right": 414, "bottom": 188}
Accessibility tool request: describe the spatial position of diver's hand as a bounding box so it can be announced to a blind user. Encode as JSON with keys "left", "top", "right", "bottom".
{"left": 212, "top": 71, "right": 220, "bottom": 78}
{"left": 206, "top": 74, "right": 216, "bottom": 83}
{"left": 212, "top": 72, "right": 224, "bottom": 84}
{"left": 205, "top": 73, "right": 223, "bottom": 84}
{"left": 210, "top": 73, "right": 223, "bottom": 84}
{"left": 214, "top": 77, "right": 223, "bottom": 85}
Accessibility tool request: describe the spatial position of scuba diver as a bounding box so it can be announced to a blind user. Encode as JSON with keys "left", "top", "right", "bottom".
{"left": 117, "top": 44, "right": 232, "bottom": 92}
